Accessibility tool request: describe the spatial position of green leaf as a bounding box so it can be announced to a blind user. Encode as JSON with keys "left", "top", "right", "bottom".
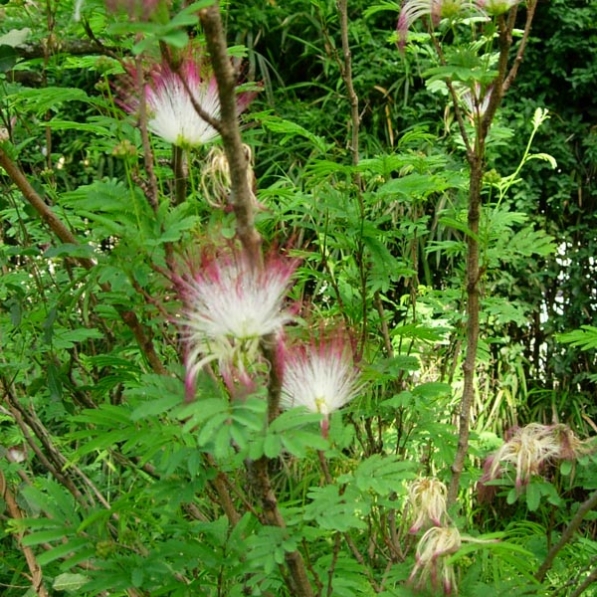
{"left": 0, "top": 45, "right": 17, "bottom": 72}
{"left": 557, "top": 326, "right": 597, "bottom": 351}
{"left": 37, "top": 538, "right": 89, "bottom": 566}
{"left": 44, "top": 243, "right": 97, "bottom": 260}
{"left": 378, "top": 173, "right": 452, "bottom": 199}
{"left": 12, "top": 87, "right": 93, "bottom": 114}
{"left": 525, "top": 481, "right": 541, "bottom": 511}
{"left": 52, "top": 573, "right": 90, "bottom": 593}
{"left": 130, "top": 394, "right": 181, "bottom": 420}
{"left": 353, "top": 455, "right": 416, "bottom": 495}
{"left": 0, "top": 27, "right": 31, "bottom": 47}
{"left": 22, "top": 528, "right": 72, "bottom": 546}
{"left": 560, "top": 459, "right": 573, "bottom": 476}
{"left": 256, "top": 112, "right": 333, "bottom": 153}
{"left": 304, "top": 485, "right": 369, "bottom": 532}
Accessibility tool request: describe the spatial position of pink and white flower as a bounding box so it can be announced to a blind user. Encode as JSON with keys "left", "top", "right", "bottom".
{"left": 280, "top": 337, "right": 361, "bottom": 436}
{"left": 123, "top": 58, "right": 254, "bottom": 148}
{"left": 181, "top": 249, "right": 297, "bottom": 398}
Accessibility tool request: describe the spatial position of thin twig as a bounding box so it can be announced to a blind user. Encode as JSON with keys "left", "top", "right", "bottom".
{"left": 503, "top": 0, "right": 538, "bottom": 92}
{"left": 1, "top": 472, "right": 50, "bottom": 597}
{"left": 536, "top": 490, "right": 597, "bottom": 582}
{"left": 335, "top": 0, "right": 368, "bottom": 351}
{"left": 135, "top": 54, "right": 159, "bottom": 210}
{"left": 569, "top": 567, "right": 597, "bottom": 597}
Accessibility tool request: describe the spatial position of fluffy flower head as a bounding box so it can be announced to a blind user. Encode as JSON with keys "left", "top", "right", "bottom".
{"left": 122, "top": 58, "right": 254, "bottom": 148}
{"left": 280, "top": 336, "right": 361, "bottom": 435}
{"left": 182, "top": 249, "right": 297, "bottom": 397}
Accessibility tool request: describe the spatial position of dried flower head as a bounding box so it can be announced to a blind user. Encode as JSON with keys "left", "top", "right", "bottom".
{"left": 480, "top": 423, "right": 585, "bottom": 492}
{"left": 409, "top": 526, "right": 461, "bottom": 595}
{"left": 280, "top": 336, "right": 362, "bottom": 436}
{"left": 181, "top": 249, "right": 297, "bottom": 399}
{"left": 408, "top": 477, "right": 449, "bottom": 533}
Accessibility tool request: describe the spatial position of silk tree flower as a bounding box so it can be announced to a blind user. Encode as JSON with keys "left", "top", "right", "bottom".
{"left": 123, "top": 58, "right": 254, "bottom": 148}
{"left": 408, "top": 477, "right": 449, "bottom": 533}
{"left": 280, "top": 337, "right": 362, "bottom": 437}
{"left": 408, "top": 526, "right": 461, "bottom": 595}
{"left": 396, "top": 0, "right": 477, "bottom": 49}
{"left": 181, "top": 249, "right": 297, "bottom": 399}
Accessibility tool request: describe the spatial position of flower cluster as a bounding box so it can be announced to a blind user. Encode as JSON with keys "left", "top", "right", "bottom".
{"left": 180, "top": 248, "right": 362, "bottom": 424}
{"left": 396, "top": 0, "right": 521, "bottom": 49}
{"left": 396, "top": 0, "right": 477, "bottom": 49}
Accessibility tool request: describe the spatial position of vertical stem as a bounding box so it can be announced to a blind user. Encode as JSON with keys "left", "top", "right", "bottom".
{"left": 172, "top": 145, "right": 188, "bottom": 206}
{"left": 199, "top": 3, "right": 262, "bottom": 268}
{"left": 446, "top": 6, "right": 537, "bottom": 505}
{"left": 199, "top": 6, "right": 313, "bottom": 596}
{"left": 135, "top": 54, "right": 159, "bottom": 211}
{"left": 336, "top": 0, "right": 368, "bottom": 349}
{"left": 447, "top": 156, "right": 482, "bottom": 505}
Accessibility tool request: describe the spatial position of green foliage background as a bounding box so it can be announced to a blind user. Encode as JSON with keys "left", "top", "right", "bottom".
{"left": 1, "top": 0, "right": 597, "bottom": 596}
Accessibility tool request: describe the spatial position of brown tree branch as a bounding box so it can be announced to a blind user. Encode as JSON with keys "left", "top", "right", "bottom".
{"left": 446, "top": 5, "right": 537, "bottom": 505}
{"left": 503, "top": 0, "right": 538, "bottom": 92}
{"left": 198, "top": 6, "right": 313, "bottom": 596}
{"left": 1, "top": 471, "right": 50, "bottom": 597}
{"left": 536, "top": 490, "right": 597, "bottom": 583}
{"left": 199, "top": 4, "right": 262, "bottom": 268}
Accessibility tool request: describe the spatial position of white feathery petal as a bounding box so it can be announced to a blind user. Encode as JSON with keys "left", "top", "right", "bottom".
{"left": 145, "top": 67, "right": 220, "bottom": 147}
